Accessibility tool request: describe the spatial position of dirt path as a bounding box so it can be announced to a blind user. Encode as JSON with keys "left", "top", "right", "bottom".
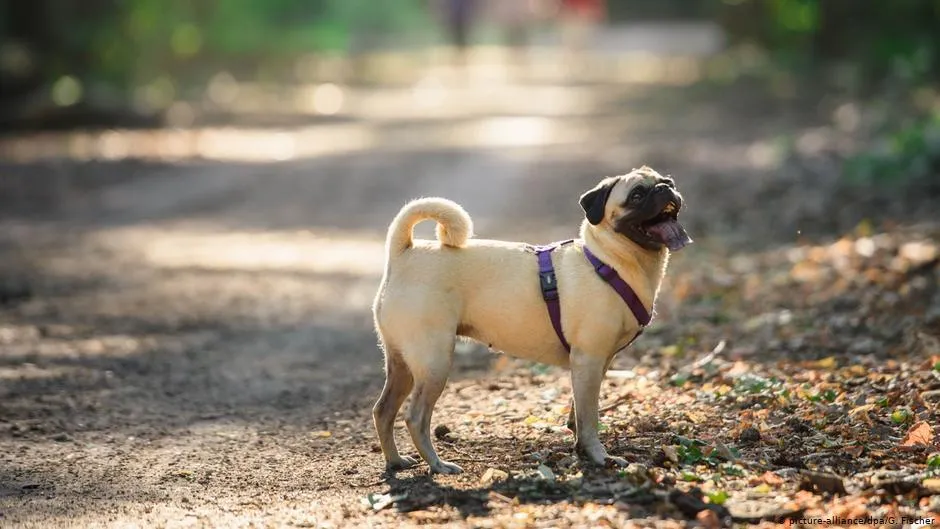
{"left": 1, "top": 65, "right": 938, "bottom": 528}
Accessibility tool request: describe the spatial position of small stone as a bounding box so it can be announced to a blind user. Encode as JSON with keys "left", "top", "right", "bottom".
{"left": 738, "top": 427, "right": 761, "bottom": 444}
{"left": 536, "top": 464, "right": 555, "bottom": 482}
{"left": 433, "top": 424, "right": 451, "bottom": 440}
{"left": 697, "top": 509, "right": 721, "bottom": 529}
{"left": 51, "top": 433, "right": 72, "bottom": 443}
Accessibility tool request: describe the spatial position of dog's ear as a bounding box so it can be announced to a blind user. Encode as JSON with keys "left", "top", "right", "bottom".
{"left": 579, "top": 178, "right": 617, "bottom": 225}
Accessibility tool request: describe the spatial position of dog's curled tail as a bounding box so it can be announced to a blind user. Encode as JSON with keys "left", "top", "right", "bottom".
{"left": 386, "top": 197, "right": 473, "bottom": 256}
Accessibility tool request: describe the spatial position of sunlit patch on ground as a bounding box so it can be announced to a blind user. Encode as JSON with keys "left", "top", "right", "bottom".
{"left": 0, "top": 118, "right": 598, "bottom": 163}
{"left": 0, "top": 362, "right": 81, "bottom": 383}
{"left": 122, "top": 229, "right": 387, "bottom": 276}
{"left": 0, "top": 46, "right": 740, "bottom": 165}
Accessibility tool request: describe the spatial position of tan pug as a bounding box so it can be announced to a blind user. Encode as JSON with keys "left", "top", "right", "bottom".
{"left": 372, "top": 166, "right": 691, "bottom": 474}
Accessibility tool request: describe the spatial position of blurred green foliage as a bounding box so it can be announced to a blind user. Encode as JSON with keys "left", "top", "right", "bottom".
{"left": 719, "top": 0, "right": 940, "bottom": 186}
{"left": 0, "top": 0, "right": 429, "bottom": 97}
{"left": 2, "top": 0, "right": 939, "bottom": 107}
{"left": 719, "top": 0, "right": 940, "bottom": 83}
{"left": 844, "top": 113, "right": 940, "bottom": 185}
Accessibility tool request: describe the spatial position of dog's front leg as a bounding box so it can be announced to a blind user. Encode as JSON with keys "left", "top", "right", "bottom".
{"left": 570, "top": 350, "right": 627, "bottom": 467}
{"left": 567, "top": 354, "right": 616, "bottom": 431}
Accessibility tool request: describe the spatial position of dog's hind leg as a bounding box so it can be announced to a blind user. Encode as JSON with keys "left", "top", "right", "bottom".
{"left": 373, "top": 343, "right": 418, "bottom": 471}
{"left": 402, "top": 332, "right": 462, "bottom": 474}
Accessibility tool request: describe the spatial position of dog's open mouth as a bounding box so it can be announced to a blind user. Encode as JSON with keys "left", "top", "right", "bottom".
{"left": 641, "top": 200, "right": 692, "bottom": 251}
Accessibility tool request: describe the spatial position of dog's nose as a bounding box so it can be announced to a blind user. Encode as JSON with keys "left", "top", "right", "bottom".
{"left": 655, "top": 184, "right": 681, "bottom": 206}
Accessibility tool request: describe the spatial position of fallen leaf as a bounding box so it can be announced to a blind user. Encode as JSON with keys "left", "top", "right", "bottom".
{"left": 523, "top": 415, "right": 551, "bottom": 428}
{"left": 813, "top": 357, "right": 837, "bottom": 370}
{"left": 480, "top": 468, "right": 508, "bottom": 486}
{"left": 927, "top": 453, "right": 940, "bottom": 471}
{"left": 799, "top": 471, "right": 846, "bottom": 495}
{"left": 829, "top": 495, "right": 869, "bottom": 521}
{"left": 845, "top": 445, "right": 864, "bottom": 458}
{"left": 661, "top": 345, "right": 681, "bottom": 357}
{"left": 752, "top": 483, "right": 772, "bottom": 494}
{"left": 922, "top": 478, "right": 940, "bottom": 495}
{"left": 891, "top": 407, "right": 913, "bottom": 425}
{"left": 312, "top": 430, "right": 332, "bottom": 438}
{"left": 900, "top": 421, "right": 934, "bottom": 447}
{"left": 706, "top": 490, "right": 729, "bottom": 505}
{"left": 713, "top": 441, "right": 738, "bottom": 462}
{"left": 844, "top": 365, "right": 868, "bottom": 377}
{"left": 760, "top": 471, "right": 785, "bottom": 486}
{"left": 662, "top": 446, "right": 679, "bottom": 464}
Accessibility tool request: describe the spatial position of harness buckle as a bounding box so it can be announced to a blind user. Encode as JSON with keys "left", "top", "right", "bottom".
{"left": 539, "top": 271, "right": 559, "bottom": 300}
{"left": 595, "top": 263, "right": 616, "bottom": 281}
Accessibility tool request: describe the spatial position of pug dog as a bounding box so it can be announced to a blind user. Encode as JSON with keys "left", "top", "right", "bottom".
{"left": 372, "top": 166, "right": 691, "bottom": 474}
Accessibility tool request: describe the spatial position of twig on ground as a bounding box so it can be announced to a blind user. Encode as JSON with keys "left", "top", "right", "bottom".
{"left": 442, "top": 443, "right": 494, "bottom": 463}
{"left": 353, "top": 479, "right": 390, "bottom": 488}
{"left": 600, "top": 394, "right": 633, "bottom": 414}
{"left": 690, "top": 340, "right": 726, "bottom": 371}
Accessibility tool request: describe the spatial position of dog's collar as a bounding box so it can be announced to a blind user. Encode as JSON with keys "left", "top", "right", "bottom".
{"left": 533, "top": 240, "right": 653, "bottom": 353}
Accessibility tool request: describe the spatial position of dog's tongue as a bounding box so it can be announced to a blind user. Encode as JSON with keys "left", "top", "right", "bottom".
{"left": 647, "top": 218, "right": 693, "bottom": 251}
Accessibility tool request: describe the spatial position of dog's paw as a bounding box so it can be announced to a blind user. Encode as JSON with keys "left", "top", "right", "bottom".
{"left": 386, "top": 456, "right": 420, "bottom": 471}
{"left": 429, "top": 460, "right": 463, "bottom": 474}
{"left": 578, "top": 444, "right": 630, "bottom": 468}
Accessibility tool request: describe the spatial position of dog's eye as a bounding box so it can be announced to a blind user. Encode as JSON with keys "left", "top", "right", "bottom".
{"left": 629, "top": 188, "right": 646, "bottom": 202}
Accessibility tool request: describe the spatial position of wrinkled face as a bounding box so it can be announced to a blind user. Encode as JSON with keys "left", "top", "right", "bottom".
{"left": 579, "top": 167, "right": 692, "bottom": 252}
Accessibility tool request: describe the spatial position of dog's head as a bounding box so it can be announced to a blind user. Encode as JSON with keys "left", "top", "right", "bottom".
{"left": 579, "top": 166, "right": 692, "bottom": 252}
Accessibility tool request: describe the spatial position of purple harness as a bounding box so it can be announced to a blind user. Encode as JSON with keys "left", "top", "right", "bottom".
{"left": 532, "top": 239, "right": 652, "bottom": 352}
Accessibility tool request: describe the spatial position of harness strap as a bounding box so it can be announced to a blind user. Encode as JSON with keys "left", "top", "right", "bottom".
{"left": 582, "top": 246, "right": 652, "bottom": 327}
{"left": 533, "top": 239, "right": 575, "bottom": 351}
{"left": 533, "top": 240, "right": 654, "bottom": 352}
